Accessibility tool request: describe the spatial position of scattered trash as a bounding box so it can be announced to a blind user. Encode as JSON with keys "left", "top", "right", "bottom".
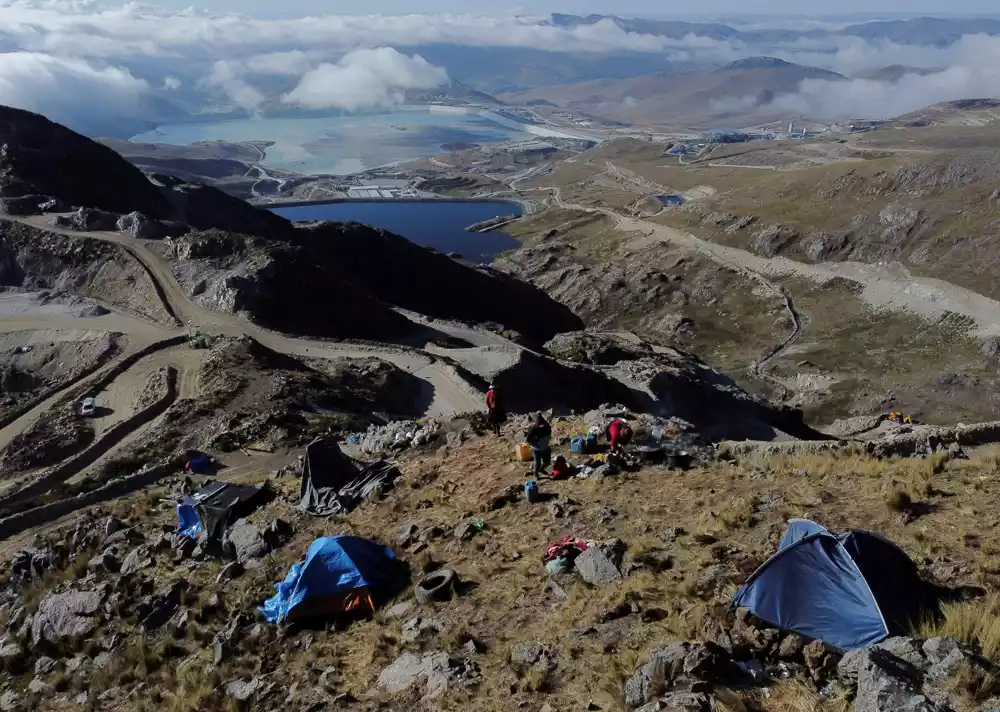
{"left": 415, "top": 568, "right": 457, "bottom": 604}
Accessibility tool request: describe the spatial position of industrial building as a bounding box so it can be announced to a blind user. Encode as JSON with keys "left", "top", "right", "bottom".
{"left": 347, "top": 186, "right": 400, "bottom": 199}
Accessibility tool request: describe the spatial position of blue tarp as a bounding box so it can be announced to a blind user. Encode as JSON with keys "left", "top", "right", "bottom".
{"left": 732, "top": 519, "right": 934, "bottom": 651}
{"left": 176, "top": 503, "right": 201, "bottom": 539}
{"left": 259, "top": 536, "right": 397, "bottom": 623}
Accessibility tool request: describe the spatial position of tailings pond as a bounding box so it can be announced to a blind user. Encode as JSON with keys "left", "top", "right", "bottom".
{"left": 271, "top": 200, "right": 522, "bottom": 263}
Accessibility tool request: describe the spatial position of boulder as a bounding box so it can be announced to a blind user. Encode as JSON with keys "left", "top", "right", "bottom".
{"left": 510, "top": 641, "right": 551, "bottom": 668}
{"left": 922, "top": 637, "right": 960, "bottom": 664}
{"left": 376, "top": 651, "right": 455, "bottom": 700}
{"left": 88, "top": 551, "right": 119, "bottom": 574}
{"left": 116, "top": 211, "right": 164, "bottom": 239}
{"left": 749, "top": 224, "right": 798, "bottom": 257}
{"left": 34, "top": 656, "right": 56, "bottom": 676}
{"left": 226, "top": 677, "right": 273, "bottom": 703}
{"left": 135, "top": 581, "right": 188, "bottom": 632}
{"left": 454, "top": 520, "right": 478, "bottom": 541}
{"left": 31, "top": 587, "right": 108, "bottom": 645}
{"left": 876, "top": 637, "right": 927, "bottom": 670}
{"left": 803, "top": 639, "right": 837, "bottom": 682}
{"left": 575, "top": 547, "right": 623, "bottom": 586}
{"left": 52, "top": 207, "right": 120, "bottom": 232}
{"left": 925, "top": 648, "right": 966, "bottom": 682}
{"left": 402, "top": 616, "right": 445, "bottom": 643}
{"left": 837, "top": 648, "right": 867, "bottom": 684}
{"left": 216, "top": 562, "right": 243, "bottom": 584}
{"left": 387, "top": 601, "right": 415, "bottom": 620}
{"left": 0, "top": 642, "right": 23, "bottom": 670}
{"left": 223, "top": 518, "right": 289, "bottom": 565}
{"left": 10, "top": 548, "right": 58, "bottom": 586}
{"left": 119, "top": 545, "right": 154, "bottom": 576}
{"left": 658, "top": 692, "right": 710, "bottom": 712}
{"left": 397, "top": 522, "right": 420, "bottom": 548}
{"left": 0, "top": 690, "right": 19, "bottom": 712}
{"left": 854, "top": 649, "right": 935, "bottom": 712}
{"left": 624, "top": 644, "right": 690, "bottom": 708}
{"left": 777, "top": 633, "right": 807, "bottom": 660}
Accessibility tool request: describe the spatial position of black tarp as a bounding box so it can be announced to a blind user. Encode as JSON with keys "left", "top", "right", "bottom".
{"left": 178, "top": 480, "right": 270, "bottom": 542}
{"left": 299, "top": 438, "right": 400, "bottom": 515}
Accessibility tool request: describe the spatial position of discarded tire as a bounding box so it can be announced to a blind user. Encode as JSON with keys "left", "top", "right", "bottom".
{"left": 415, "top": 568, "right": 456, "bottom": 603}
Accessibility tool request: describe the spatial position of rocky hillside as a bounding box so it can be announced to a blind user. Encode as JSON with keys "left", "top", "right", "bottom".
{"left": 1, "top": 416, "right": 999, "bottom": 712}
{"left": 300, "top": 221, "right": 584, "bottom": 345}
{"left": 0, "top": 106, "right": 290, "bottom": 240}
{"left": 169, "top": 229, "right": 419, "bottom": 342}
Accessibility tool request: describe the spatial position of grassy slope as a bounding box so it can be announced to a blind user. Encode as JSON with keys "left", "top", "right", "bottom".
{"left": 512, "top": 135, "right": 1000, "bottom": 423}
{"left": 13, "top": 424, "right": 1000, "bottom": 712}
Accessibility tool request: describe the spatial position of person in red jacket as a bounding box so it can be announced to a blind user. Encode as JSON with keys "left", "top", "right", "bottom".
{"left": 607, "top": 418, "right": 633, "bottom": 453}
{"left": 485, "top": 383, "right": 506, "bottom": 436}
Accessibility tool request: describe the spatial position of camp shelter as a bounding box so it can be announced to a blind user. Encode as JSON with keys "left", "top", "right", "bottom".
{"left": 260, "top": 536, "right": 400, "bottom": 623}
{"left": 731, "top": 518, "right": 937, "bottom": 651}
{"left": 299, "top": 437, "right": 400, "bottom": 515}
{"left": 176, "top": 480, "right": 270, "bottom": 541}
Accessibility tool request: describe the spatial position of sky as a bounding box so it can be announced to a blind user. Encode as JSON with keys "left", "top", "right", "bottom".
{"left": 136, "top": 1, "right": 1000, "bottom": 16}
{"left": 2, "top": 0, "right": 1000, "bottom": 131}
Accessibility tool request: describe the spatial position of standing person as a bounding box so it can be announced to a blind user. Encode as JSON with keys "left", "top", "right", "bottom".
{"left": 485, "top": 383, "right": 506, "bottom": 437}
{"left": 526, "top": 413, "right": 552, "bottom": 476}
{"left": 606, "top": 418, "right": 633, "bottom": 454}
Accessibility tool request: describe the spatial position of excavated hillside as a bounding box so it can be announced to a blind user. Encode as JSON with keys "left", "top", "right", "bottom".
{"left": 0, "top": 221, "right": 172, "bottom": 326}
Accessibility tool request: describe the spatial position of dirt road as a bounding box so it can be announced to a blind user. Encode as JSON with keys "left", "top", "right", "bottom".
{"left": 10, "top": 216, "right": 491, "bottom": 423}
{"left": 545, "top": 186, "right": 1000, "bottom": 338}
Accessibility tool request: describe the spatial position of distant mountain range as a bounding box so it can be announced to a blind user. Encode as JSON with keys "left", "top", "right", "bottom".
{"left": 501, "top": 57, "right": 846, "bottom": 128}
{"left": 547, "top": 13, "right": 1000, "bottom": 46}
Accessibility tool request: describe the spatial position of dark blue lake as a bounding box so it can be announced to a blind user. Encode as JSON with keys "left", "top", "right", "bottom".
{"left": 270, "top": 200, "right": 523, "bottom": 263}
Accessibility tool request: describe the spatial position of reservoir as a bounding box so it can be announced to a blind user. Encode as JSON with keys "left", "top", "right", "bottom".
{"left": 131, "top": 109, "right": 535, "bottom": 175}
{"left": 271, "top": 200, "right": 522, "bottom": 263}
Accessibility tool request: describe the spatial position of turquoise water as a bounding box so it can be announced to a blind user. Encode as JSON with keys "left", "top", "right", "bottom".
{"left": 131, "top": 110, "right": 532, "bottom": 175}
{"left": 271, "top": 200, "right": 522, "bottom": 263}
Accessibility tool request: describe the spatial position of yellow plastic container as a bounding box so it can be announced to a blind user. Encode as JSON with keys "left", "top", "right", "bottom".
{"left": 516, "top": 443, "right": 533, "bottom": 462}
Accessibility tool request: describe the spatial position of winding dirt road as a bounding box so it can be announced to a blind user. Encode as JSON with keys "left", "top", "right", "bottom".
{"left": 0, "top": 215, "right": 493, "bottom": 483}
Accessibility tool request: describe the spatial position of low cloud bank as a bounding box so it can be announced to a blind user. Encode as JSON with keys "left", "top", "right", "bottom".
{"left": 282, "top": 48, "right": 449, "bottom": 111}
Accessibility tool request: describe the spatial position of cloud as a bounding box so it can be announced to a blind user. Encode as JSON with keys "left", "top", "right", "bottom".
{"left": 0, "top": 3, "right": 998, "bottom": 129}
{"left": 245, "top": 50, "right": 313, "bottom": 76}
{"left": 282, "top": 47, "right": 448, "bottom": 111}
{"left": 773, "top": 63, "right": 1000, "bottom": 119}
{"left": 0, "top": 51, "right": 148, "bottom": 131}
{"left": 200, "top": 59, "right": 267, "bottom": 110}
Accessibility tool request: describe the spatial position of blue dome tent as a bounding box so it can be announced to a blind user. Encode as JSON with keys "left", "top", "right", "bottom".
{"left": 260, "top": 536, "right": 399, "bottom": 623}
{"left": 731, "top": 519, "right": 937, "bottom": 651}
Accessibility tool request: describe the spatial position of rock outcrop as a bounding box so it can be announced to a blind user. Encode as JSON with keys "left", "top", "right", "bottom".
{"left": 301, "top": 221, "right": 583, "bottom": 345}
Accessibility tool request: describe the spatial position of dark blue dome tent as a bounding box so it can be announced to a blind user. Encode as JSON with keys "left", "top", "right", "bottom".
{"left": 731, "top": 519, "right": 938, "bottom": 651}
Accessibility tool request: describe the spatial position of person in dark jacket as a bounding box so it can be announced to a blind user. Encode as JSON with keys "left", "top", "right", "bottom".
{"left": 526, "top": 413, "right": 552, "bottom": 476}
{"left": 485, "top": 383, "right": 506, "bottom": 436}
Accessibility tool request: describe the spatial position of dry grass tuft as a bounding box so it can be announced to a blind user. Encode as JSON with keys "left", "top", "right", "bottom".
{"left": 945, "top": 659, "right": 1000, "bottom": 704}
{"left": 918, "top": 594, "right": 1000, "bottom": 661}
{"left": 740, "top": 679, "right": 851, "bottom": 712}
{"left": 885, "top": 489, "right": 913, "bottom": 513}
